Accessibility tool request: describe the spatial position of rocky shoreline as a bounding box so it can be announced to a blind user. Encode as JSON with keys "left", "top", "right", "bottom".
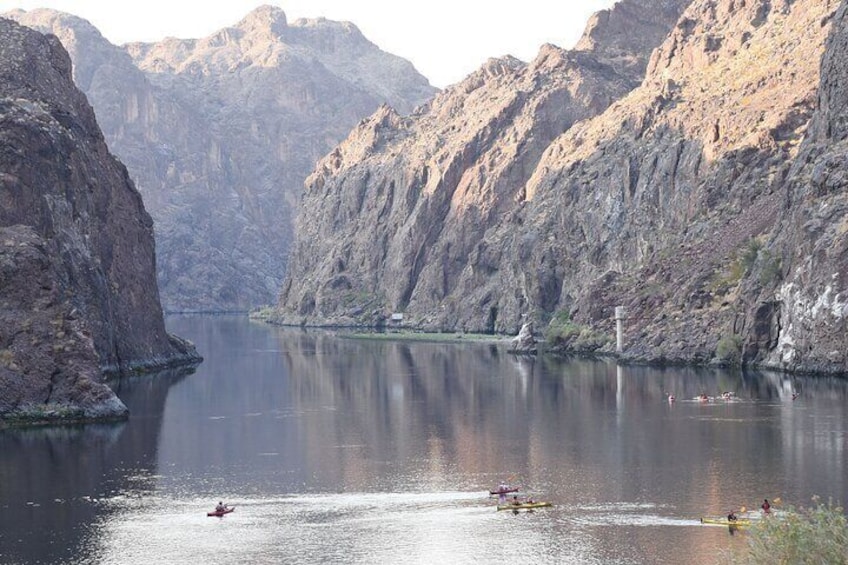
{"left": 259, "top": 313, "right": 848, "bottom": 377}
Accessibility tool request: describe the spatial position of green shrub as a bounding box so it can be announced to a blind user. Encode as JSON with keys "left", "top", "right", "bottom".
{"left": 248, "top": 306, "right": 276, "bottom": 320}
{"left": 545, "top": 310, "right": 609, "bottom": 352}
{"left": 740, "top": 239, "right": 762, "bottom": 273}
{"left": 545, "top": 310, "right": 581, "bottom": 343}
{"left": 723, "top": 499, "right": 848, "bottom": 565}
{"left": 712, "top": 238, "right": 767, "bottom": 292}
{"left": 715, "top": 334, "right": 743, "bottom": 364}
{"left": 758, "top": 250, "right": 783, "bottom": 287}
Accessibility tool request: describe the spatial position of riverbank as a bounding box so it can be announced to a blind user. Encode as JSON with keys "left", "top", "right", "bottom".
{"left": 341, "top": 330, "right": 510, "bottom": 345}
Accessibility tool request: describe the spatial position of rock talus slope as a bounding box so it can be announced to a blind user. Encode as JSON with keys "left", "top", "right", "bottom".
{"left": 7, "top": 6, "right": 436, "bottom": 312}
{"left": 0, "top": 18, "right": 199, "bottom": 423}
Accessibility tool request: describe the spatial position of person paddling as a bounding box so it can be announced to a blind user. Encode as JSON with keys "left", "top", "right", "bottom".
{"left": 215, "top": 501, "right": 227, "bottom": 513}
{"left": 761, "top": 499, "right": 771, "bottom": 513}
{"left": 727, "top": 509, "right": 738, "bottom": 522}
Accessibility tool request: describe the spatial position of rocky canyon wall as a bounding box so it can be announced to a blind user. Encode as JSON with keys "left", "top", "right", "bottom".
{"left": 0, "top": 18, "right": 199, "bottom": 423}
{"left": 274, "top": 0, "right": 848, "bottom": 375}
{"left": 7, "top": 5, "right": 435, "bottom": 312}
{"left": 275, "top": 0, "right": 692, "bottom": 330}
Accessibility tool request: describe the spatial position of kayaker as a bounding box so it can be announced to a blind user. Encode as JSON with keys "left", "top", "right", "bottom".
{"left": 727, "top": 510, "right": 737, "bottom": 522}
{"left": 761, "top": 499, "right": 771, "bottom": 513}
{"left": 216, "top": 501, "right": 227, "bottom": 512}
{"left": 511, "top": 495, "right": 521, "bottom": 506}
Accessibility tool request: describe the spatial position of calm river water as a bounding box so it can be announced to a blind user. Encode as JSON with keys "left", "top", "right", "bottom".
{"left": 1, "top": 315, "right": 847, "bottom": 564}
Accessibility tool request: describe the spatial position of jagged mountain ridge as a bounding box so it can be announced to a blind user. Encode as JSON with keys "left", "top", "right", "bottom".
{"left": 274, "top": 0, "right": 848, "bottom": 375}
{"left": 275, "top": 0, "right": 692, "bottom": 329}
{"left": 0, "top": 18, "right": 199, "bottom": 423}
{"left": 7, "top": 5, "right": 435, "bottom": 312}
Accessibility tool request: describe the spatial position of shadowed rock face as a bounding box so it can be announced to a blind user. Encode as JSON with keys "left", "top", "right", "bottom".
{"left": 761, "top": 1, "right": 848, "bottom": 373}
{"left": 274, "top": 0, "right": 848, "bottom": 375}
{"left": 7, "top": 6, "right": 436, "bottom": 312}
{"left": 0, "top": 18, "right": 199, "bottom": 422}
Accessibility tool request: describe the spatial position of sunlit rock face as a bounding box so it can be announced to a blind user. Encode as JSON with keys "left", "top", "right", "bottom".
{"left": 272, "top": 0, "right": 692, "bottom": 329}
{"left": 0, "top": 19, "right": 199, "bottom": 423}
{"left": 274, "top": 0, "right": 848, "bottom": 375}
{"left": 7, "top": 6, "right": 435, "bottom": 312}
{"left": 513, "top": 0, "right": 841, "bottom": 370}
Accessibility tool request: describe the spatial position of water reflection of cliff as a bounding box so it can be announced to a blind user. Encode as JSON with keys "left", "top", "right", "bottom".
{"left": 278, "top": 331, "right": 848, "bottom": 509}
{"left": 0, "top": 367, "right": 192, "bottom": 565}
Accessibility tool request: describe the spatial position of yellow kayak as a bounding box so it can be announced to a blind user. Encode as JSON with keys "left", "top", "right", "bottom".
{"left": 497, "top": 501, "right": 553, "bottom": 511}
{"left": 700, "top": 517, "right": 751, "bottom": 527}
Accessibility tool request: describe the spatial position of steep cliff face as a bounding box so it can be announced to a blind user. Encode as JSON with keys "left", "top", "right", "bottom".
{"left": 275, "top": 0, "right": 847, "bottom": 375}
{"left": 7, "top": 6, "right": 435, "bottom": 312}
{"left": 760, "top": 1, "right": 848, "bottom": 373}
{"left": 509, "top": 0, "right": 839, "bottom": 367}
{"left": 275, "top": 0, "right": 692, "bottom": 329}
{"left": 0, "top": 18, "right": 198, "bottom": 422}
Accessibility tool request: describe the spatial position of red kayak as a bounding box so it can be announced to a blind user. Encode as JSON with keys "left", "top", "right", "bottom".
{"left": 490, "top": 487, "right": 520, "bottom": 495}
{"left": 207, "top": 506, "right": 235, "bottom": 517}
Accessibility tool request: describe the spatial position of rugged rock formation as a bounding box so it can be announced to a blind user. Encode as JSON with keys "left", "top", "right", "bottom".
{"left": 274, "top": 0, "right": 848, "bottom": 375}
{"left": 509, "top": 323, "right": 537, "bottom": 354}
{"left": 759, "top": 1, "right": 848, "bottom": 373}
{"left": 513, "top": 0, "right": 840, "bottom": 371}
{"left": 0, "top": 18, "right": 199, "bottom": 423}
{"left": 6, "top": 6, "right": 435, "bottom": 312}
{"left": 273, "top": 0, "right": 692, "bottom": 328}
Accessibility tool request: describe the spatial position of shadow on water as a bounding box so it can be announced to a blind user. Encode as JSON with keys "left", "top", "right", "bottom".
{"left": 0, "top": 366, "right": 193, "bottom": 565}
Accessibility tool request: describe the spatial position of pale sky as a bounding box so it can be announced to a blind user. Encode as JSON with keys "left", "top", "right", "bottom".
{"left": 0, "top": 1, "right": 618, "bottom": 87}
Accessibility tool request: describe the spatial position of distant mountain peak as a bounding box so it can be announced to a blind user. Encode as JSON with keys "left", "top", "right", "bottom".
{"left": 290, "top": 15, "right": 363, "bottom": 37}
{"left": 2, "top": 7, "right": 105, "bottom": 40}
{"left": 574, "top": 0, "right": 693, "bottom": 72}
{"left": 236, "top": 4, "right": 288, "bottom": 37}
{"left": 6, "top": 4, "right": 435, "bottom": 314}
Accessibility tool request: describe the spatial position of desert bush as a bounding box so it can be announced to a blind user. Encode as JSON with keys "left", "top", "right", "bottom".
{"left": 545, "top": 311, "right": 609, "bottom": 352}
{"left": 712, "top": 238, "right": 767, "bottom": 292}
{"left": 545, "top": 310, "right": 581, "bottom": 343}
{"left": 722, "top": 499, "right": 848, "bottom": 565}
{"left": 715, "top": 334, "right": 743, "bottom": 364}
{"left": 757, "top": 250, "right": 783, "bottom": 286}
{"left": 740, "top": 238, "right": 763, "bottom": 273}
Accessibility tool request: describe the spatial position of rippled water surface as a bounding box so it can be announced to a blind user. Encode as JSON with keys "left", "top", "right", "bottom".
{"left": 2, "top": 315, "right": 847, "bottom": 564}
